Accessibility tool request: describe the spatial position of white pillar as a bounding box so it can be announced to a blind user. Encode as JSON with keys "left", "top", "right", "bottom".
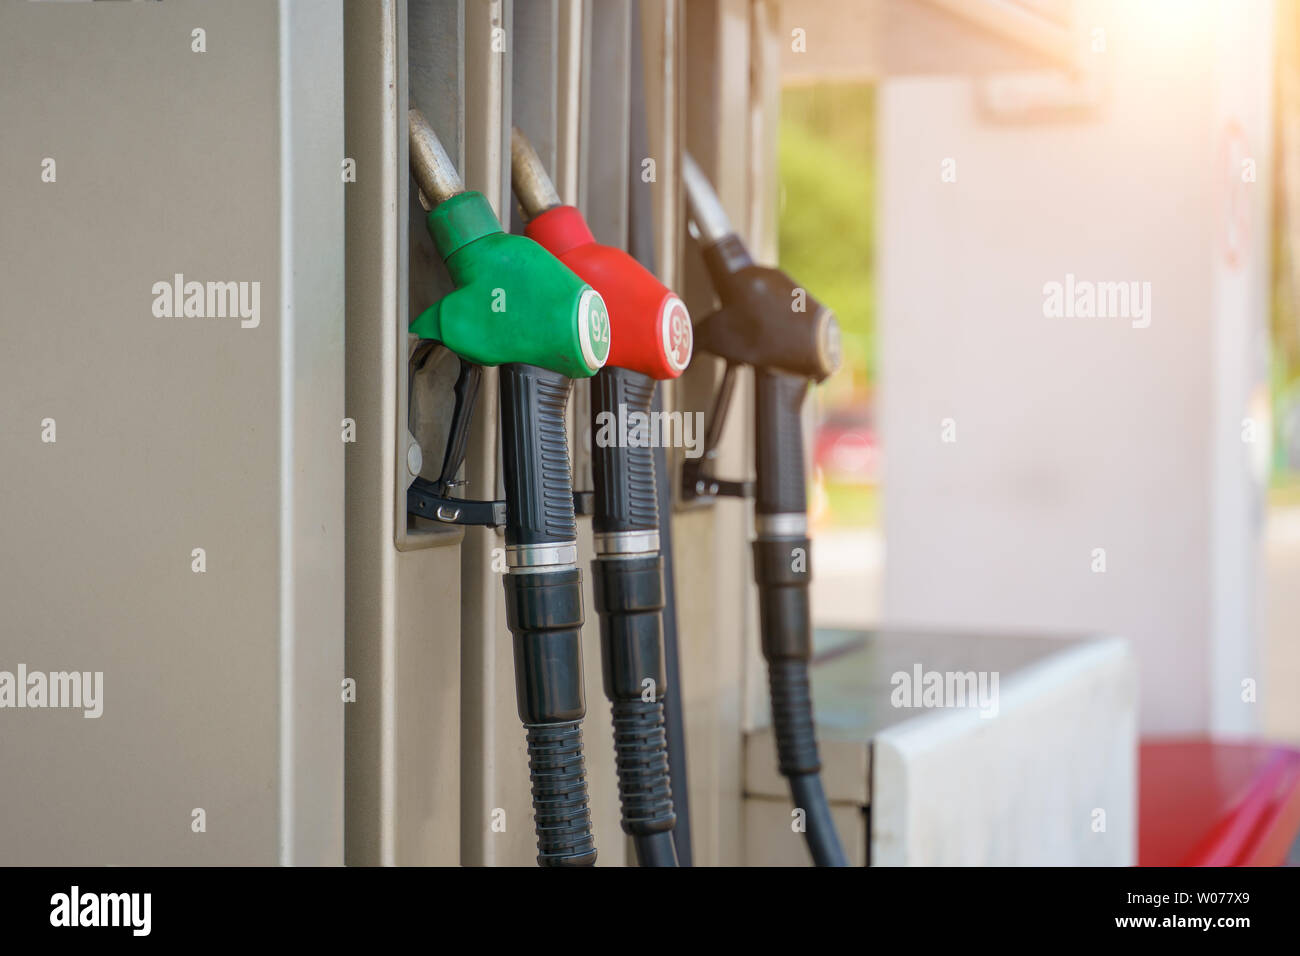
{"left": 877, "top": 0, "right": 1273, "bottom": 734}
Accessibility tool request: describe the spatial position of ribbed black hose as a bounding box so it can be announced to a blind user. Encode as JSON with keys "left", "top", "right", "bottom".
{"left": 767, "top": 659, "right": 821, "bottom": 775}
{"left": 611, "top": 697, "right": 678, "bottom": 866}
{"left": 767, "top": 659, "right": 848, "bottom": 867}
{"left": 524, "top": 720, "right": 597, "bottom": 867}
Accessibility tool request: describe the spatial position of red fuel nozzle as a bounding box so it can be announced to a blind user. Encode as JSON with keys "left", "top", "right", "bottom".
{"left": 511, "top": 128, "right": 692, "bottom": 381}
{"left": 525, "top": 207, "right": 692, "bottom": 381}
{"left": 512, "top": 126, "right": 688, "bottom": 867}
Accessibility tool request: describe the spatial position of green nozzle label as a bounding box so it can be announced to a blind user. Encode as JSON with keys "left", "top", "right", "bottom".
{"left": 413, "top": 222, "right": 607, "bottom": 379}
{"left": 578, "top": 289, "right": 611, "bottom": 372}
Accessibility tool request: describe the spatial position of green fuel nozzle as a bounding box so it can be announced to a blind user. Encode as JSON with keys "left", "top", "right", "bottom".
{"left": 408, "top": 109, "right": 610, "bottom": 380}
{"left": 407, "top": 108, "right": 600, "bottom": 867}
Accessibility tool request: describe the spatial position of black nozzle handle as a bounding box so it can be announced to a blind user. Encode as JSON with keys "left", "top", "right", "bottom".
{"left": 752, "top": 368, "right": 818, "bottom": 769}
{"left": 498, "top": 362, "right": 595, "bottom": 866}
{"left": 589, "top": 368, "right": 677, "bottom": 861}
{"left": 751, "top": 369, "right": 848, "bottom": 864}
{"left": 696, "top": 236, "right": 841, "bottom": 382}
{"left": 754, "top": 368, "right": 809, "bottom": 518}
{"left": 498, "top": 363, "right": 579, "bottom": 550}
{"left": 436, "top": 357, "right": 482, "bottom": 493}
{"left": 591, "top": 366, "right": 660, "bottom": 536}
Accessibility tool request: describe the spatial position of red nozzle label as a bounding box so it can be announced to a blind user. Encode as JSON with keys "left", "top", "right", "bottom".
{"left": 661, "top": 295, "right": 692, "bottom": 374}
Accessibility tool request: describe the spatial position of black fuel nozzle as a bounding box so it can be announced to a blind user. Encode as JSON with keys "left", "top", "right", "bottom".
{"left": 680, "top": 152, "right": 848, "bottom": 867}
{"left": 680, "top": 153, "right": 842, "bottom": 507}
{"left": 683, "top": 153, "right": 841, "bottom": 384}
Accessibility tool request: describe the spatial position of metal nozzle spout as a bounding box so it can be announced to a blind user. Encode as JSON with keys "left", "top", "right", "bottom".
{"left": 682, "top": 152, "right": 734, "bottom": 246}
{"left": 510, "top": 126, "right": 562, "bottom": 221}
{"left": 409, "top": 107, "right": 464, "bottom": 207}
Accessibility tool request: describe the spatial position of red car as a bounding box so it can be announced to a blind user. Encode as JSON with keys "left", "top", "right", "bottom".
{"left": 814, "top": 407, "right": 878, "bottom": 484}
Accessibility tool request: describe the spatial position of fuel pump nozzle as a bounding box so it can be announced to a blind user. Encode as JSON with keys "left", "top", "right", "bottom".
{"left": 680, "top": 152, "right": 840, "bottom": 502}
{"left": 681, "top": 152, "right": 848, "bottom": 867}
{"left": 408, "top": 108, "right": 609, "bottom": 867}
{"left": 511, "top": 126, "right": 692, "bottom": 867}
{"left": 410, "top": 112, "right": 464, "bottom": 205}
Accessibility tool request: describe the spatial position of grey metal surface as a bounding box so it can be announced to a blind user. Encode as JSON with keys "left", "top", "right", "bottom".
{"left": 0, "top": 0, "right": 345, "bottom": 865}
{"left": 278, "top": 0, "right": 348, "bottom": 868}
{"left": 585, "top": 0, "right": 633, "bottom": 249}
{"left": 677, "top": 0, "right": 760, "bottom": 866}
{"left": 554, "top": 0, "right": 590, "bottom": 210}
{"left": 344, "top": 0, "right": 464, "bottom": 866}
{"left": 508, "top": 0, "right": 560, "bottom": 229}
{"left": 744, "top": 629, "right": 1138, "bottom": 865}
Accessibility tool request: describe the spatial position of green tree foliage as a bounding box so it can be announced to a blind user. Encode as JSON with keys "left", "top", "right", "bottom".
{"left": 778, "top": 83, "right": 876, "bottom": 388}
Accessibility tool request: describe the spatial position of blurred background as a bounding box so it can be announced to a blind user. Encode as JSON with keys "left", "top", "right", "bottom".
{"left": 784, "top": 0, "right": 1299, "bottom": 749}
